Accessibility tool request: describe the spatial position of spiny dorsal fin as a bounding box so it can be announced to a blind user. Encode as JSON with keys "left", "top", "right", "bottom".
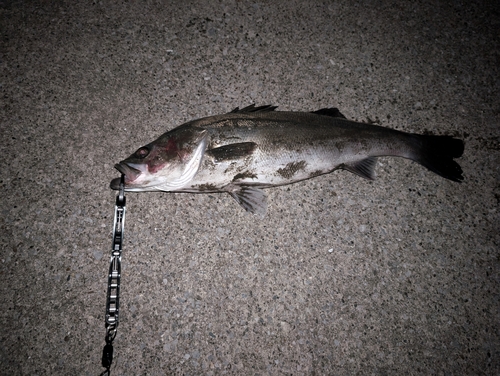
{"left": 230, "top": 104, "right": 278, "bottom": 113}
{"left": 342, "top": 157, "right": 377, "bottom": 180}
{"left": 311, "top": 108, "right": 347, "bottom": 119}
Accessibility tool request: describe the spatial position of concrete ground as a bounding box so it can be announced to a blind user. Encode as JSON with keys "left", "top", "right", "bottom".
{"left": 1, "top": 0, "right": 499, "bottom": 374}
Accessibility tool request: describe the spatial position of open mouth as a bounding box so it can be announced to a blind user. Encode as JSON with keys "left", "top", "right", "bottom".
{"left": 110, "top": 162, "right": 143, "bottom": 190}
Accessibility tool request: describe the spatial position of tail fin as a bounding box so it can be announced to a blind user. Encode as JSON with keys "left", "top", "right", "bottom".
{"left": 409, "top": 134, "right": 464, "bottom": 182}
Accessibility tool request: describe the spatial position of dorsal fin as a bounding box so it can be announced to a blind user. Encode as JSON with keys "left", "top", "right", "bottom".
{"left": 230, "top": 104, "right": 278, "bottom": 113}
{"left": 311, "top": 108, "right": 347, "bottom": 119}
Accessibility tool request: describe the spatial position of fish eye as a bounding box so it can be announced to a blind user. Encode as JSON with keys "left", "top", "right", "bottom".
{"left": 135, "top": 147, "right": 149, "bottom": 158}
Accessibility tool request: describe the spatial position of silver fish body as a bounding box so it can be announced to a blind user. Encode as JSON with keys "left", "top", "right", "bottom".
{"left": 111, "top": 105, "right": 464, "bottom": 214}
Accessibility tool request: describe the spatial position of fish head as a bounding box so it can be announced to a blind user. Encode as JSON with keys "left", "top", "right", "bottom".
{"left": 110, "top": 126, "right": 208, "bottom": 192}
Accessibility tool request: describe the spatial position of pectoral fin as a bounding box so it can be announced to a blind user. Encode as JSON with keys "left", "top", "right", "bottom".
{"left": 206, "top": 142, "right": 257, "bottom": 163}
{"left": 342, "top": 157, "right": 377, "bottom": 180}
{"left": 227, "top": 186, "right": 267, "bottom": 216}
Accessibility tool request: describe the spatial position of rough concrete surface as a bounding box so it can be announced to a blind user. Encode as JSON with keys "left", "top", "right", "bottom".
{"left": 1, "top": 0, "right": 499, "bottom": 375}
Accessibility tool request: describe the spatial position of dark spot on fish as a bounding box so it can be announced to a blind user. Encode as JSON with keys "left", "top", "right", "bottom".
{"left": 232, "top": 171, "right": 258, "bottom": 182}
{"left": 309, "top": 170, "right": 324, "bottom": 178}
{"left": 277, "top": 161, "right": 307, "bottom": 179}
{"left": 195, "top": 183, "right": 218, "bottom": 191}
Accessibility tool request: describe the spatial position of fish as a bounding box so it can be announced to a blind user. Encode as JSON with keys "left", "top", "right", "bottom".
{"left": 110, "top": 104, "right": 464, "bottom": 215}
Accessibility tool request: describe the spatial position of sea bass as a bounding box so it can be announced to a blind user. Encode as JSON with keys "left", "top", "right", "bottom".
{"left": 110, "top": 104, "right": 464, "bottom": 215}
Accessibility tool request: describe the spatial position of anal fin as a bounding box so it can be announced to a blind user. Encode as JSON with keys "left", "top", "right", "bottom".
{"left": 342, "top": 157, "right": 377, "bottom": 180}
{"left": 227, "top": 186, "right": 267, "bottom": 216}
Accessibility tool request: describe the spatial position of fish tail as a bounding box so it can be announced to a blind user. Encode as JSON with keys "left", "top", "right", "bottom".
{"left": 409, "top": 134, "right": 464, "bottom": 182}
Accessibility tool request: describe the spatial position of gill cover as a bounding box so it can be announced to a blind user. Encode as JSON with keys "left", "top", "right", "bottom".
{"left": 115, "top": 126, "right": 208, "bottom": 191}
{"left": 154, "top": 130, "right": 208, "bottom": 191}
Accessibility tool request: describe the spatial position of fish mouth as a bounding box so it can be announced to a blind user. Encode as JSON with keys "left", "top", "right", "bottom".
{"left": 110, "top": 162, "right": 143, "bottom": 190}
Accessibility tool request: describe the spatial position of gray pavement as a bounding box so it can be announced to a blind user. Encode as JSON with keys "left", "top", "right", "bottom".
{"left": 1, "top": 0, "right": 499, "bottom": 374}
